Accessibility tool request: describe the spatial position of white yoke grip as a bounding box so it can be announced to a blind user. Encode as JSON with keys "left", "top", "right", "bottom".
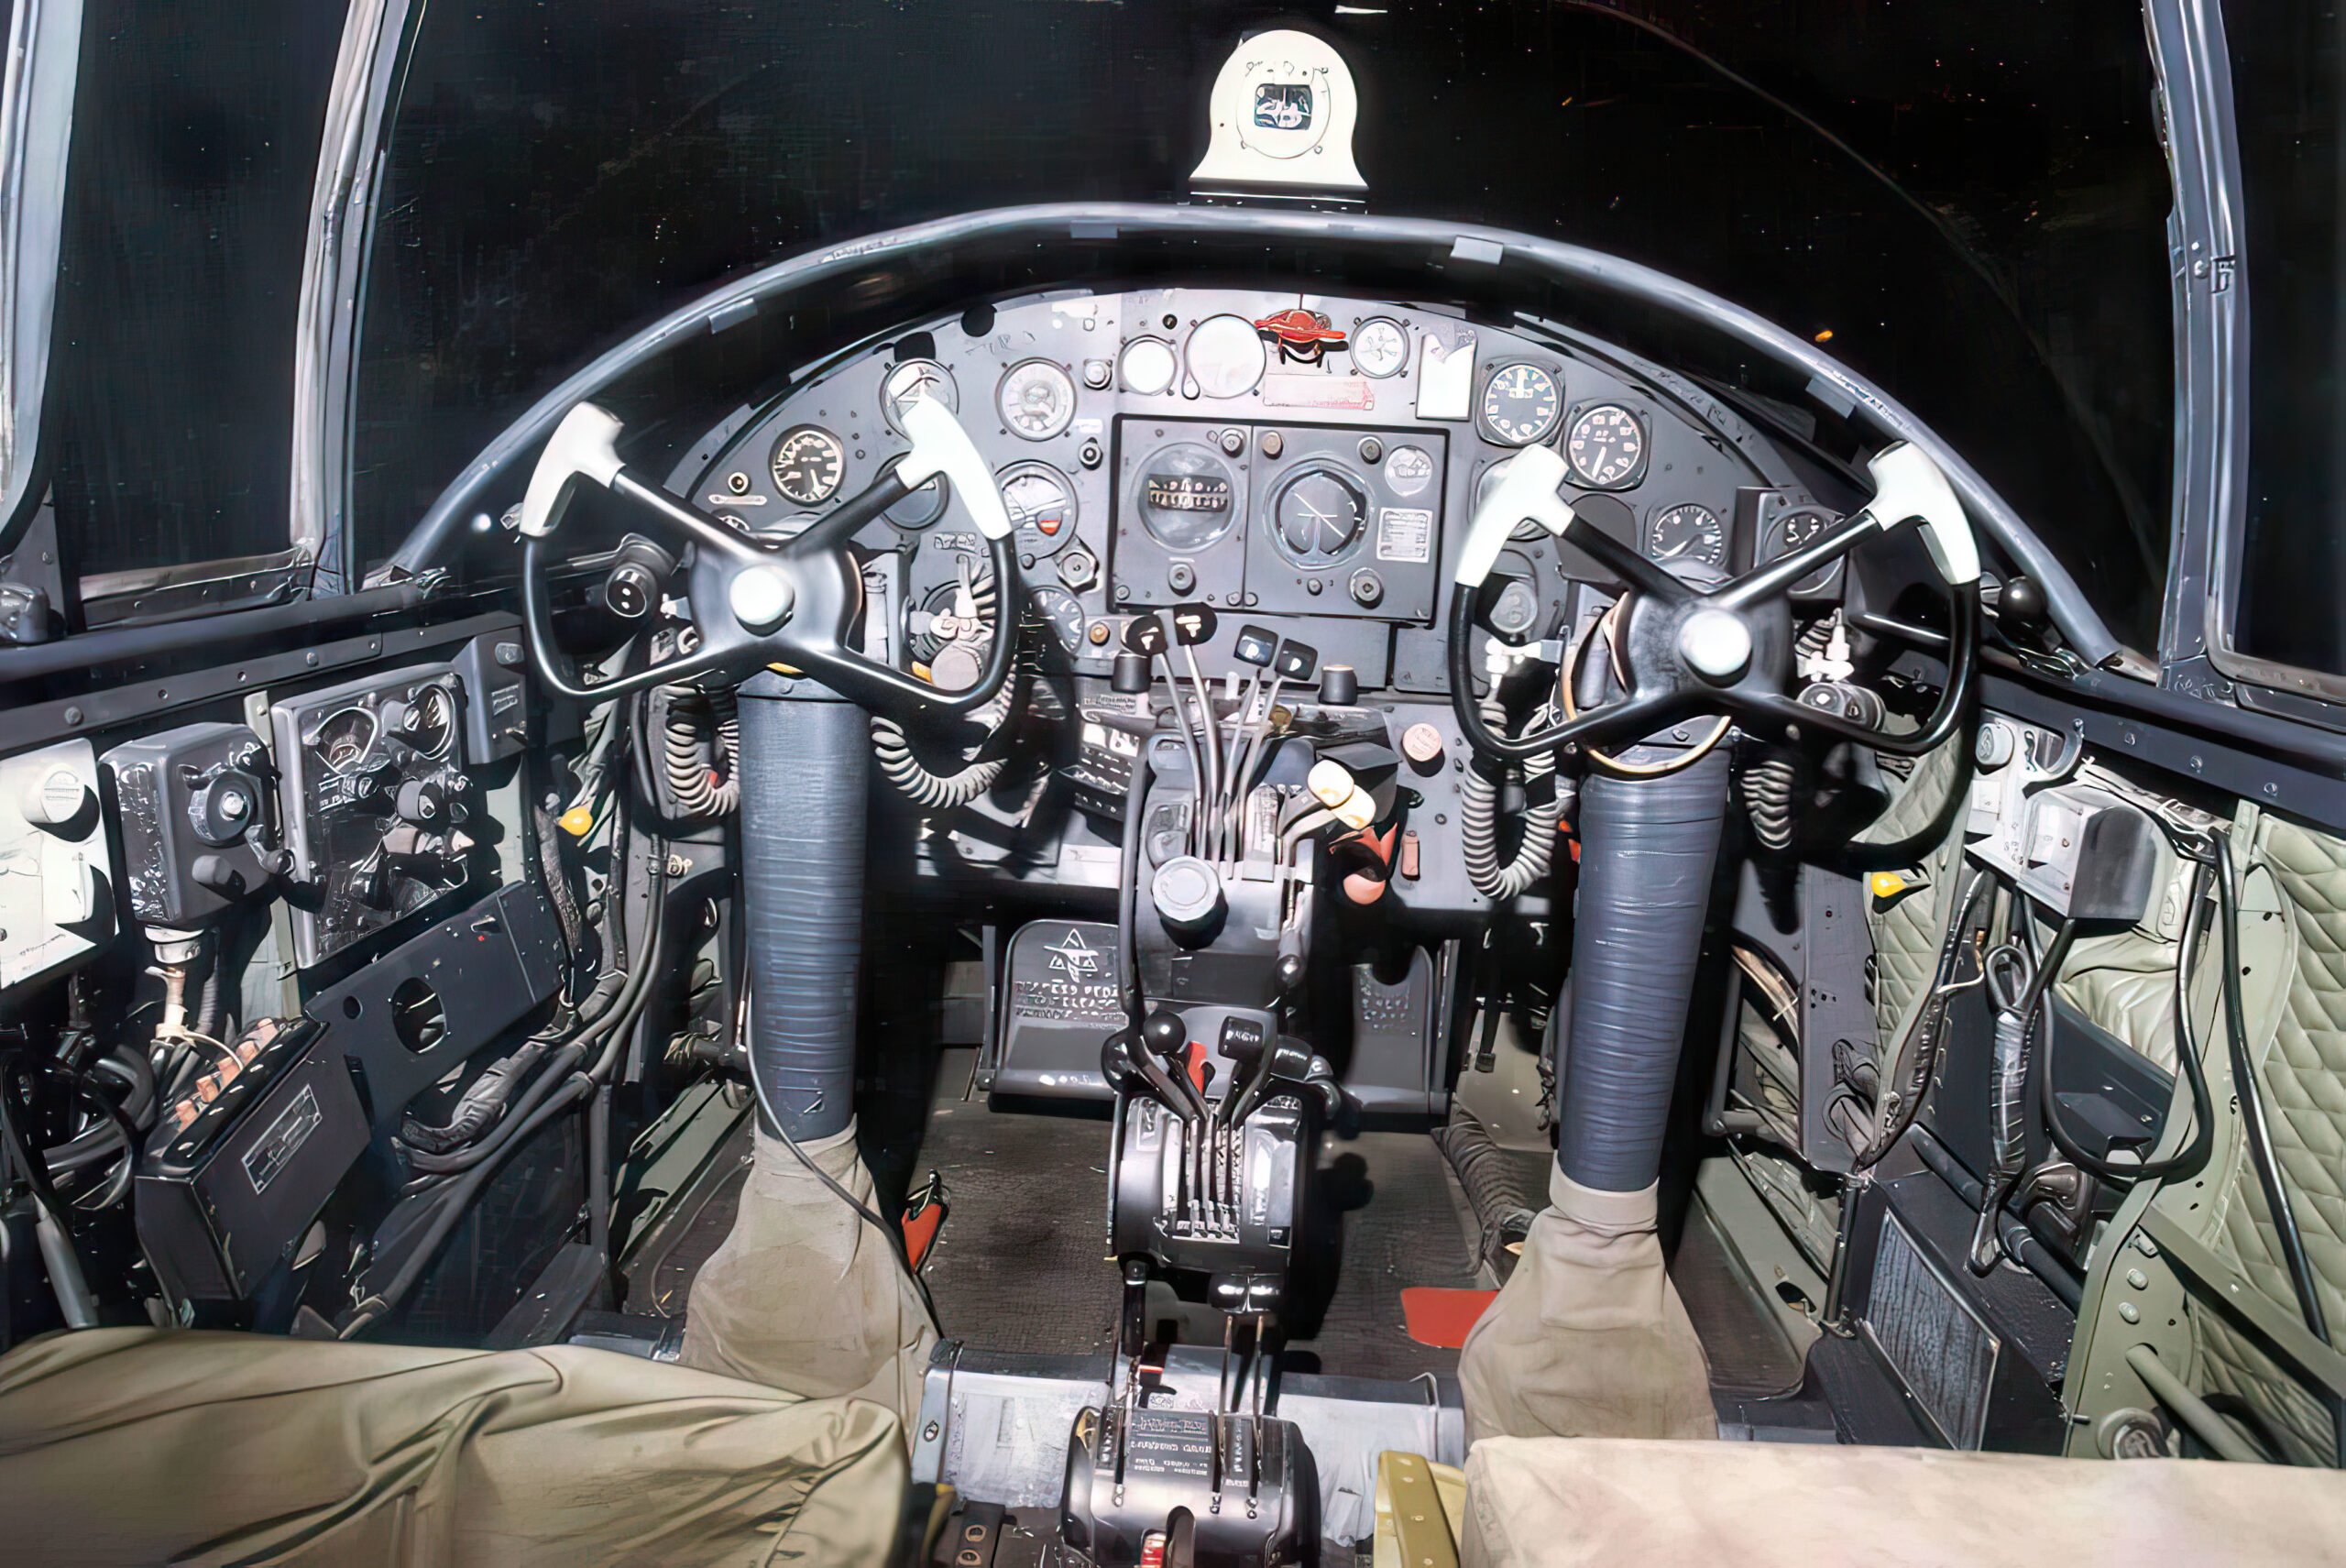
{"left": 1453, "top": 443, "right": 1575, "bottom": 587}
{"left": 1857, "top": 442, "right": 1979, "bottom": 585}
{"left": 518, "top": 403, "right": 626, "bottom": 539}
{"left": 899, "top": 396, "right": 1014, "bottom": 542}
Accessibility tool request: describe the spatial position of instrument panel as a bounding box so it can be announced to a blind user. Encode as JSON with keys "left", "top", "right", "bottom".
{"left": 685, "top": 289, "right": 1832, "bottom": 691}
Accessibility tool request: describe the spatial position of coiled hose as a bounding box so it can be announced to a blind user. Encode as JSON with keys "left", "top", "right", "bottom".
{"left": 872, "top": 613, "right": 1029, "bottom": 813}
{"left": 1740, "top": 747, "right": 1802, "bottom": 852}
{"left": 1461, "top": 694, "right": 1567, "bottom": 899}
{"left": 661, "top": 683, "right": 740, "bottom": 818}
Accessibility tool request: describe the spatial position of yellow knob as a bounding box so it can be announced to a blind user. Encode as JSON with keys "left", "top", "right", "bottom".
{"left": 557, "top": 806, "right": 595, "bottom": 839}
{"left": 1869, "top": 871, "right": 1908, "bottom": 901}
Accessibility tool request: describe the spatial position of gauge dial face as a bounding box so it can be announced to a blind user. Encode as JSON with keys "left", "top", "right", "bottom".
{"left": 998, "top": 462, "right": 1079, "bottom": 557}
{"left": 1351, "top": 317, "right": 1409, "bottom": 378}
{"left": 1119, "top": 337, "right": 1178, "bottom": 396}
{"left": 1137, "top": 444, "right": 1242, "bottom": 552}
{"left": 1478, "top": 363, "right": 1562, "bottom": 445}
{"left": 313, "top": 707, "right": 378, "bottom": 777}
{"left": 886, "top": 477, "right": 948, "bottom": 529}
{"left": 1384, "top": 444, "right": 1435, "bottom": 499}
{"left": 1271, "top": 466, "right": 1368, "bottom": 565}
{"left": 1031, "top": 587, "right": 1087, "bottom": 652}
{"left": 770, "top": 426, "right": 845, "bottom": 506}
{"left": 998, "top": 359, "right": 1077, "bottom": 441}
{"left": 403, "top": 686, "right": 455, "bottom": 758}
{"left": 881, "top": 359, "right": 958, "bottom": 433}
{"left": 1647, "top": 503, "right": 1727, "bottom": 568}
{"left": 1565, "top": 404, "right": 1648, "bottom": 488}
{"left": 1774, "top": 506, "right": 1843, "bottom": 591}
{"left": 1186, "top": 314, "right": 1266, "bottom": 399}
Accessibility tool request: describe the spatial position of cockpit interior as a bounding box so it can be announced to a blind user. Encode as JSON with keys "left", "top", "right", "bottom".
{"left": 4, "top": 5, "right": 2346, "bottom": 1564}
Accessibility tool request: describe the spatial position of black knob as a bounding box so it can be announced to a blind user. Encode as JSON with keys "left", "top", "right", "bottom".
{"left": 1113, "top": 652, "right": 1151, "bottom": 695}
{"left": 1140, "top": 1009, "right": 1189, "bottom": 1062}
{"left": 1998, "top": 575, "right": 2051, "bottom": 642}
{"left": 395, "top": 779, "right": 449, "bottom": 824}
{"left": 1100, "top": 1029, "right": 1138, "bottom": 1092}
{"left": 191, "top": 854, "right": 247, "bottom": 897}
{"left": 604, "top": 562, "right": 658, "bottom": 620}
{"left": 1319, "top": 664, "right": 1359, "bottom": 707}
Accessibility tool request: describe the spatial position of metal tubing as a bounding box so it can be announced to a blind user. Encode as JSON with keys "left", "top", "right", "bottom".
{"left": 2127, "top": 1344, "right": 2266, "bottom": 1463}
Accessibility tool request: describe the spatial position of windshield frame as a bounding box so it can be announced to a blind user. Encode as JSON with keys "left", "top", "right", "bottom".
{"left": 2157, "top": 0, "right": 2346, "bottom": 707}
{"left": 0, "top": 0, "right": 83, "bottom": 550}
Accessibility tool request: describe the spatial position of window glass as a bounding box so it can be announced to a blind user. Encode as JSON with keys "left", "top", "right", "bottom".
{"left": 44, "top": 0, "right": 343, "bottom": 583}
{"left": 2230, "top": 0, "right": 2346, "bottom": 677}
{"left": 353, "top": 2, "right": 2170, "bottom": 646}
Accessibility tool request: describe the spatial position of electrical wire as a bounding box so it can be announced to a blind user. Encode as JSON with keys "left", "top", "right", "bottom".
{"left": 740, "top": 992, "right": 941, "bottom": 1337}
{"left": 2213, "top": 833, "right": 2332, "bottom": 1353}
{"left": 2037, "top": 859, "right": 2217, "bottom": 1185}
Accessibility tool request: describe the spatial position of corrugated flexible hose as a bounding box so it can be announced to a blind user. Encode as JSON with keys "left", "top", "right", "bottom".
{"left": 736, "top": 689, "right": 867, "bottom": 1141}
{"left": 1553, "top": 751, "right": 1732, "bottom": 1192}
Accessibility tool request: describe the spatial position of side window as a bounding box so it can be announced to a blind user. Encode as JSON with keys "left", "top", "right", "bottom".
{"left": 40, "top": 0, "right": 343, "bottom": 629}
{"left": 2227, "top": 0, "right": 2346, "bottom": 679}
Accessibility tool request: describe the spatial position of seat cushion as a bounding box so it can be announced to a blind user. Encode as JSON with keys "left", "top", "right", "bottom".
{"left": 1463, "top": 1436, "right": 2346, "bottom": 1567}
{"left": 0, "top": 1326, "right": 907, "bottom": 1567}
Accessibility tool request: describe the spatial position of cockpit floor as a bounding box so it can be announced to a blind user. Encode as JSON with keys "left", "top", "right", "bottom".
{"left": 634, "top": 1052, "right": 1485, "bottom": 1381}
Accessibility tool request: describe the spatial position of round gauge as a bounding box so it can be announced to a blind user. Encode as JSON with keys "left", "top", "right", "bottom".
{"left": 880, "top": 359, "right": 958, "bottom": 434}
{"left": 1185, "top": 314, "right": 1266, "bottom": 400}
{"left": 1647, "top": 503, "right": 1727, "bottom": 569}
{"left": 1351, "top": 317, "right": 1409, "bottom": 378}
{"left": 1475, "top": 457, "right": 1563, "bottom": 542}
{"left": 1565, "top": 404, "right": 1649, "bottom": 488}
{"left": 1137, "top": 443, "right": 1242, "bottom": 552}
{"left": 998, "top": 462, "right": 1079, "bottom": 557}
{"left": 312, "top": 707, "right": 378, "bottom": 777}
{"left": 769, "top": 426, "right": 845, "bottom": 506}
{"left": 1270, "top": 466, "right": 1369, "bottom": 565}
{"left": 1774, "top": 506, "right": 1843, "bottom": 591}
{"left": 1384, "top": 444, "right": 1436, "bottom": 499}
{"left": 1119, "top": 337, "right": 1178, "bottom": 396}
{"left": 1479, "top": 363, "right": 1563, "bottom": 446}
{"left": 1031, "top": 587, "right": 1087, "bottom": 652}
{"left": 886, "top": 476, "right": 948, "bottom": 529}
{"left": 998, "top": 359, "right": 1077, "bottom": 441}
{"left": 401, "top": 686, "right": 455, "bottom": 758}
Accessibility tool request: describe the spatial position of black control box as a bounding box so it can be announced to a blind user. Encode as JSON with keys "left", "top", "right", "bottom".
{"left": 1061, "top": 1404, "right": 1318, "bottom": 1568}
{"left": 271, "top": 663, "right": 475, "bottom": 967}
{"left": 136, "top": 1018, "right": 365, "bottom": 1303}
{"left": 103, "top": 722, "right": 278, "bottom": 926}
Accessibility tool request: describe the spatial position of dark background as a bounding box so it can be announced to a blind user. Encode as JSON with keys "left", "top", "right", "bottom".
{"left": 43, "top": 0, "right": 2177, "bottom": 653}
{"left": 2229, "top": 0, "right": 2345, "bottom": 677}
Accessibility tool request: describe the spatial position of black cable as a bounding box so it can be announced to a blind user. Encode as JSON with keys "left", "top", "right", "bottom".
{"left": 1853, "top": 866, "right": 1991, "bottom": 1169}
{"left": 747, "top": 1035, "right": 941, "bottom": 1337}
{"left": 1116, "top": 743, "right": 1155, "bottom": 1031}
{"left": 2214, "top": 835, "right": 2331, "bottom": 1352}
{"left": 2038, "top": 860, "right": 2217, "bottom": 1185}
{"left": 343, "top": 1074, "right": 597, "bottom": 1338}
{"left": 3, "top": 1054, "right": 142, "bottom": 1210}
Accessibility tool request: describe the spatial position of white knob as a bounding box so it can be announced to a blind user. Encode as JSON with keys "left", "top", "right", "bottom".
{"left": 1679, "top": 609, "right": 1752, "bottom": 683}
{"left": 728, "top": 565, "right": 795, "bottom": 633}
{"left": 21, "top": 766, "right": 87, "bottom": 828}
